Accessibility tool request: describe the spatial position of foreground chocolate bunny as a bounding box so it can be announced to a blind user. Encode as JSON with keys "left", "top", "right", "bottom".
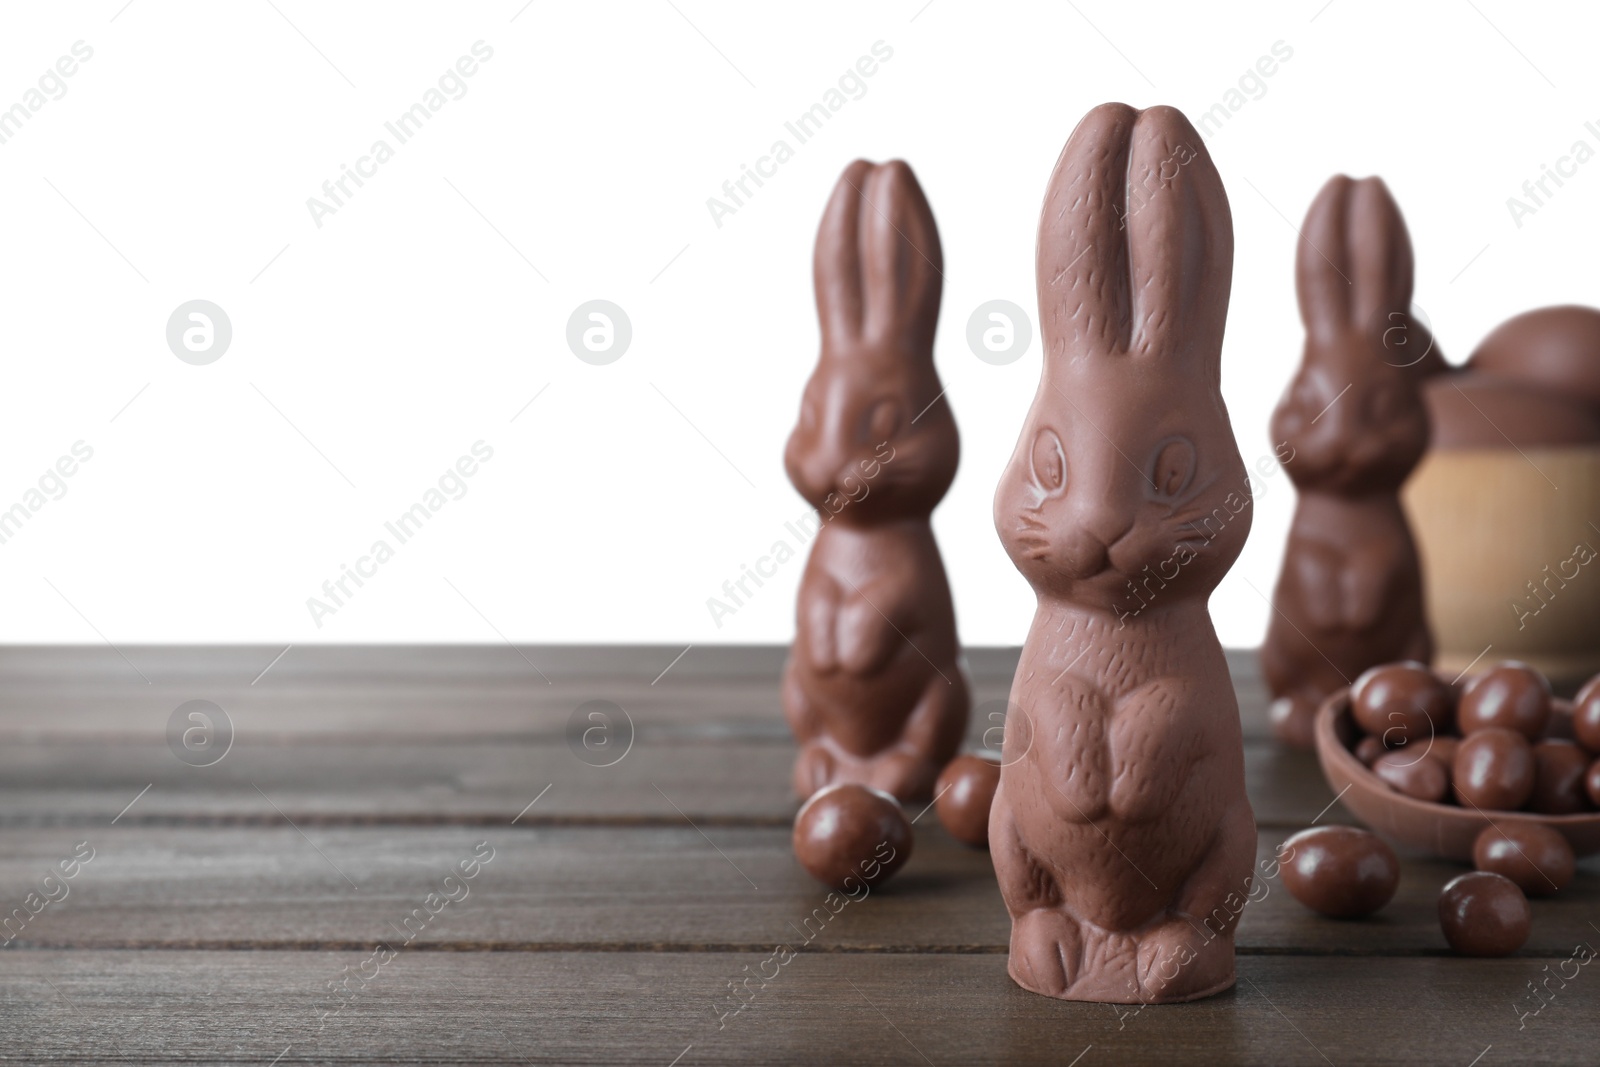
{"left": 990, "top": 104, "right": 1255, "bottom": 1003}
{"left": 781, "top": 160, "right": 969, "bottom": 803}
{"left": 1262, "top": 176, "right": 1434, "bottom": 747}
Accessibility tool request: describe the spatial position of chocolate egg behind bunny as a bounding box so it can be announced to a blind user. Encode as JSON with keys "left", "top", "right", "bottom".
{"left": 989, "top": 103, "right": 1255, "bottom": 1004}
{"left": 1261, "top": 176, "right": 1434, "bottom": 747}
{"left": 781, "top": 160, "right": 969, "bottom": 803}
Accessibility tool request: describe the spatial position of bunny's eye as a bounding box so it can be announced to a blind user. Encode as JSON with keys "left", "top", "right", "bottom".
{"left": 1030, "top": 428, "right": 1068, "bottom": 495}
{"left": 861, "top": 399, "right": 902, "bottom": 445}
{"left": 1148, "top": 437, "right": 1196, "bottom": 500}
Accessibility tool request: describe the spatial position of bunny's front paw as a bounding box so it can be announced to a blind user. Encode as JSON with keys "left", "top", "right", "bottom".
{"left": 792, "top": 742, "right": 837, "bottom": 799}
{"left": 1008, "top": 909, "right": 1082, "bottom": 999}
{"left": 865, "top": 748, "right": 938, "bottom": 803}
{"left": 1136, "top": 916, "right": 1234, "bottom": 1003}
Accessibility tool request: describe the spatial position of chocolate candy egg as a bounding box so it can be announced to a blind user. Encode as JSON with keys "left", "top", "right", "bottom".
{"left": 1574, "top": 673, "right": 1600, "bottom": 753}
{"left": 934, "top": 752, "right": 1001, "bottom": 848}
{"left": 1542, "top": 697, "right": 1577, "bottom": 742}
{"left": 1280, "top": 826, "right": 1399, "bottom": 918}
{"left": 1372, "top": 750, "right": 1449, "bottom": 802}
{"left": 1458, "top": 662, "right": 1551, "bottom": 740}
{"left": 1527, "top": 740, "right": 1592, "bottom": 815}
{"left": 1351, "top": 663, "right": 1451, "bottom": 747}
{"left": 1438, "top": 872, "right": 1530, "bottom": 956}
{"left": 792, "top": 783, "right": 912, "bottom": 891}
{"left": 1589, "top": 758, "right": 1600, "bottom": 808}
{"left": 1354, "top": 735, "right": 1385, "bottom": 767}
{"left": 1453, "top": 728, "right": 1535, "bottom": 810}
{"left": 1472, "top": 823, "right": 1575, "bottom": 896}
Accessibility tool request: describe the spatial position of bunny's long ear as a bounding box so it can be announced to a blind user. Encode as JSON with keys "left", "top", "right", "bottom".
{"left": 1037, "top": 103, "right": 1138, "bottom": 358}
{"left": 1124, "top": 106, "right": 1232, "bottom": 370}
{"left": 813, "top": 159, "right": 942, "bottom": 354}
{"left": 1297, "top": 175, "right": 1415, "bottom": 341}
{"left": 860, "top": 161, "right": 942, "bottom": 352}
{"left": 815, "top": 159, "right": 874, "bottom": 347}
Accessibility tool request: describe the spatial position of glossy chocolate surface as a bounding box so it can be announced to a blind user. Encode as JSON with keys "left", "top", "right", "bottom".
{"left": 1280, "top": 826, "right": 1400, "bottom": 919}
{"left": 990, "top": 104, "right": 1253, "bottom": 1005}
{"left": 1372, "top": 750, "right": 1449, "bottom": 803}
{"left": 1453, "top": 729, "right": 1535, "bottom": 811}
{"left": 1573, "top": 673, "right": 1600, "bottom": 753}
{"left": 935, "top": 752, "right": 1000, "bottom": 848}
{"left": 792, "top": 783, "right": 912, "bottom": 891}
{"left": 782, "top": 159, "right": 969, "bottom": 803}
{"left": 1438, "top": 872, "right": 1531, "bottom": 956}
{"left": 1528, "top": 740, "right": 1593, "bottom": 815}
{"left": 1472, "top": 822, "right": 1575, "bottom": 896}
{"left": 1261, "top": 175, "right": 1433, "bottom": 748}
{"left": 1350, "top": 662, "right": 1451, "bottom": 747}
{"left": 1458, "top": 662, "right": 1551, "bottom": 740}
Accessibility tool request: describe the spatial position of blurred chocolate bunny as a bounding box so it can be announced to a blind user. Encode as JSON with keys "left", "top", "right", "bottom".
{"left": 1262, "top": 175, "right": 1434, "bottom": 747}
{"left": 782, "top": 160, "right": 969, "bottom": 803}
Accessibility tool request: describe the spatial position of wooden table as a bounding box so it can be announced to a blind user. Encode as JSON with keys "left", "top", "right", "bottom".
{"left": 3, "top": 646, "right": 1596, "bottom": 1065}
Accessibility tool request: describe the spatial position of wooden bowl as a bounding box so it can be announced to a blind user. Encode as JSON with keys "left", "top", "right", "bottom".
{"left": 1402, "top": 445, "right": 1600, "bottom": 688}
{"left": 1313, "top": 687, "right": 1600, "bottom": 861}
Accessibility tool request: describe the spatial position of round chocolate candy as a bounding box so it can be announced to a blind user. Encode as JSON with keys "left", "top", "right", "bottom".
{"left": 1372, "top": 750, "right": 1449, "bottom": 802}
{"left": 1279, "top": 826, "right": 1399, "bottom": 919}
{"left": 1542, "top": 698, "right": 1577, "bottom": 743}
{"left": 792, "top": 783, "right": 912, "bottom": 891}
{"left": 1438, "top": 871, "right": 1531, "bottom": 956}
{"left": 1527, "top": 740, "right": 1593, "bottom": 815}
{"left": 1453, "top": 728, "right": 1535, "bottom": 811}
{"left": 1353, "top": 735, "right": 1385, "bottom": 767}
{"left": 1350, "top": 662, "right": 1451, "bottom": 747}
{"left": 1472, "top": 823, "right": 1575, "bottom": 896}
{"left": 1574, "top": 673, "right": 1600, "bottom": 753}
{"left": 1458, "top": 662, "right": 1551, "bottom": 740}
{"left": 934, "top": 752, "right": 1001, "bottom": 848}
{"left": 1587, "top": 757, "right": 1600, "bottom": 808}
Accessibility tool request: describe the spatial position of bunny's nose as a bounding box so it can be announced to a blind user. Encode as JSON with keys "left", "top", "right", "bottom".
{"left": 1059, "top": 528, "right": 1111, "bottom": 579}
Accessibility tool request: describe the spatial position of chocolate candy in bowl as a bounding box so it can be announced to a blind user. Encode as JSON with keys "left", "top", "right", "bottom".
{"left": 1575, "top": 674, "right": 1600, "bottom": 752}
{"left": 1371, "top": 750, "right": 1449, "bottom": 803}
{"left": 1527, "top": 740, "right": 1593, "bottom": 815}
{"left": 1452, "top": 728, "right": 1535, "bottom": 811}
{"left": 1472, "top": 822, "right": 1575, "bottom": 896}
{"left": 1279, "top": 826, "right": 1399, "bottom": 918}
{"left": 1589, "top": 758, "right": 1600, "bottom": 807}
{"left": 792, "top": 783, "right": 912, "bottom": 891}
{"left": 1351, "top": 663, "right": 1452, "bottom": 746}
{"left": 934, "top": 751, "right": 1000, "bottom": 848}
{"left": 1438, "top": 871, "right": 1531, "bottom": 957}
{"left": 1314, "top": 687, "right": 1600, "bottom": 860}
{"left": 1457, "top": 662, "right": 1550, "bottom": 739}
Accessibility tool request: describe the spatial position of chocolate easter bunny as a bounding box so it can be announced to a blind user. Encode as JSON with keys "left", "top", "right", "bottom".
{"left": 990, "top": 104, "right": 1256, "bottom": 1003}
{"left": 781, "top": 160, "right": 969, "bottom": 803}
{"left": 1262, "top": 176, "right": 1434, "bottom": 747}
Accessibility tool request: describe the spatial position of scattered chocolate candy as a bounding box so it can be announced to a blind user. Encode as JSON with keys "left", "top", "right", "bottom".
{"left": 1351, "top": 662, "right": 1452, "bottom": 747}
{"left": 934, "top": 751, "right": 1001, "bottom": 848}
{"left": 1587, "top": 757, "right": 1600, "bottom": 808}
{"left": 1280, "top": 826, "right": 1399, "bottom": 918}
{"left": 1527, "top": 740, "right": 1593, "bottom": 815}
{"left": 1438, "top": 871, "right": 1531, "bottom": 956}
{"left": 1574, "top": 673, "right": 1600, "bottom": 753}
{"left": 1453, "top": 728, "right": 1535, "bottom": 811}
{"left": 1457, "top": 662, "right": 1551, "bottom": 740}
{"left": 792, "top": 783, "right": 912, "bottom": 891}
{"left": 1472, "top": 822, "right": 1575, "bottom": 896}
{"left": 1354, "top": 735, "right": 1385, "bottom": 767}
{"left": 1372, "top": 750, "right": 1449, "bottom": 802}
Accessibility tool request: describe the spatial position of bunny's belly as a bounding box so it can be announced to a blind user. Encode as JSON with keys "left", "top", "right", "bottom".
{"left": 1006, "top": 655, "right": 1241, "bottom": 930}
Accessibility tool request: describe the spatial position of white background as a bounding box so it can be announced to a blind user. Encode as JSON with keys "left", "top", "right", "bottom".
{"left": 0, "top": 0, "right": 1595, "bottom": 646}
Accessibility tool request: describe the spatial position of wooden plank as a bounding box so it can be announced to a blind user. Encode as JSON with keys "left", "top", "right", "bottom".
{"left": 4, "top": 951, "right": 1592, "bottom": 1065}
{"left": 3, "top": 824, "right": 1594, "bottom": 956}
{"left": 0, "top": 740, "right": 1342, "bottom": 828}
{"left": 0, "top": 646, "right": 1278, "bottom": 740}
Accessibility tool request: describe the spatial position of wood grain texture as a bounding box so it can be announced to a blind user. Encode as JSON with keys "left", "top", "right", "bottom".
{"left": 4, "top": 645, "right": 1595, "bottom": 1065}
{"left": 1, "top": 824, "right": 1596, "bottom": 956}
{"left": 5, "top": 952, "right": 1594, "bottom": 1066}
